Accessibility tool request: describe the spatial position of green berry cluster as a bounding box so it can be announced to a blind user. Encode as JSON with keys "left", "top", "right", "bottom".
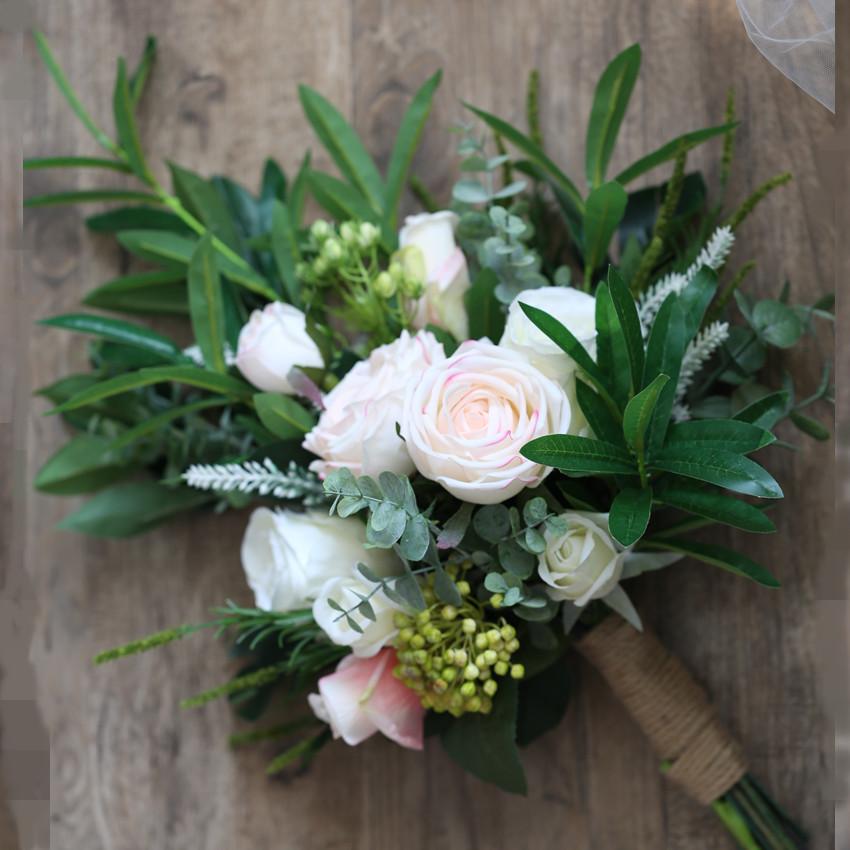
{"left": 392, "top": 571, "right": 524, "bottom": 717}
{"left": 297, "top": 219, "right": 380, "bottom": 284}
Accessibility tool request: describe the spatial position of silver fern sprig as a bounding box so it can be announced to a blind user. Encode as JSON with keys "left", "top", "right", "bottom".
{"left": 182, "top": 458, "right": 327, "bottom": 505}
{"left": 638, "top": 226, "right": 735, "bottom": 333}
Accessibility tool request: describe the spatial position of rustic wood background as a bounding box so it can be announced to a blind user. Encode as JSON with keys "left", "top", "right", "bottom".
{"left": 1, "top": 1, "right": 836, "bottom": 848}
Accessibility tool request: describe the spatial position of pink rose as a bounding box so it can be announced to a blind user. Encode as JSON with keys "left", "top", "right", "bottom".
{"left": 402, "top": 339, "right": 572, "bottom": 504}
{"left": 303, "top": 330, "right": 445, "bottom": 479}
{"left": 307, "top": 649, "right": 424, "bottom": 750}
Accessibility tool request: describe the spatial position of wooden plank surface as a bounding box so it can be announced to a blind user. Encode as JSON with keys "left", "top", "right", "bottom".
{"left": 2, "top": 1, "right": 835, "bottom": 847}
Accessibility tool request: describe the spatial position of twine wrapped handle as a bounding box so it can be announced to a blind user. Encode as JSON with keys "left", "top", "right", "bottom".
{"left": 575, "top": 616, "right": 747, "bottom": 806}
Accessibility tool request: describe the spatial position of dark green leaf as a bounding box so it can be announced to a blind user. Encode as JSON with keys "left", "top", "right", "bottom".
{"left": 518, "top": 301, "right": 618, "bottom": 414}
{"left": 308, "top": 170, "right": 379, "bottom": 223}
{"left": 465, "top": 268, "right": 504, "bottom": 342}
{"left": 440, "top": 679, "right": 527, "bottom": 794}
{"left": 383, "top": 71, "right": 442, "bottom": 231}
{"left": 260, "top": 158, "right": 287, "bottom": 202}
{"left": 609, "top": 486, "right": 652, "bottom": 546}
{"left": 433, "top": 565, "right": 463, "bottom": 606}
{"left": 168, "top": 162, "right": 242, "bottom": 249}
{"left": 425, "top": 324, "right": 459, "bottom": 357}
{"left": 86, "top": 206, "right": 192, "bottom": 234}
{"left": 582, "top": 182, "right": 628, "bottom": 274}
{"left": 615, "top": 122, "right": 738, "bottom": 185}
{"left": 298, "top": 85, "right": 385, "bottom": 214}
{"left": 594, "top": 282, "right": 631, "bottom": 407}
{"left": 38, "top": 312, "right": 183, "bottom": 361}
{"left": 679, "top": 267, "right": 718, "bottom": 339}
{"left": 51, "top": 366, "right": 254, "bottom": 413}
{"left": 270, "top": 200, "right": 302, "bottom": 306}
{"left": 607, "top": 266, "right": 645, "bottom": 392}
{"left": 650, "top": 447, "right": 783, "bottom": 499}
{"left": 521, "top": 435, "right": 636, "bottom": 475}
{"left": 113, "top": 57, "right": 151, "bottom": 181}
{"left": 437, "top": 502, "right": 474, "bottom": 550}
{"left": 289, "top": 152, "right": 312, "bottom": 226}
{"left": 464, "top": 103, "right": 584, "bottom": 219}
{"left": 188, "top": 234, "right": 227, "bottom": 373}
{"left": 129, "top": 36, "right": 157, "bottom": 104}
{"left": 83, "top": 270, "right": 188, "bottom": 315}
{"left": 24, "top": 190, "right": 158, "bottom": 208}
{"left": 575, "top": 380, "right": 625, "bottom": 446}
{"left": 254, "top": 393, "right": 316, "bottom": 439}
{"left": 665, "top": 419, "right": 774, "bottom": 453}
{"left": 498, "top": 539, "right": 536, "bottom": 578}
{"left": 622, "top": 373, "right": 668, "bottom": 454}
{"left": 654, "top": 480, "right": 775, "bottom": 534}
{"left": 789, "top": 410, "right": 830, "bottom": 441}
{"left": 34, "top": 434, "right": 131, "bottom": 494}
{"left": 585, "top": 44, "right": 641, "bottom": 187}
{"left": 642, "top": 295, "right": 686, "bottom": 454}
{"left": 57, "top": 481, "right": 212, "bottom": 537}
{"left": 643, "top": 536, "right": 779, "bottom": 587}
{"left": 24, "top": 155, "right": 130, "bottom": 172}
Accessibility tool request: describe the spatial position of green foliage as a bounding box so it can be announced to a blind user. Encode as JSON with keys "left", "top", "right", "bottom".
{"left": 187, "top": 234, "right": 227, "bottom": 372}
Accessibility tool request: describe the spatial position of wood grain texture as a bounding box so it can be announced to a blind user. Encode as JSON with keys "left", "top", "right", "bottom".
{"left": 2, "top": 1, "right": 834, "bottom": 848}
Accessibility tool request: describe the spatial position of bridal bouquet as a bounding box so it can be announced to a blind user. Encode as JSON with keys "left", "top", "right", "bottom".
{"left": 29, "top": 34, "right": 831, "bottom": 849}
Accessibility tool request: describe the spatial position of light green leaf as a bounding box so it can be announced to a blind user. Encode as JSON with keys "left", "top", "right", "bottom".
{"left": 253, "top": 393, "right": 316, "bottom": 439}
{"left": 650, "top": 447, "right": 783, "bottom": 499}
{"left": 609, "top": 486, "right": 652, "bottom": 547}
{"left": 35, "top": 434, "right": 131, "bottom": 494}
{"left": 750, "top": 300, "right": 804, "bottom": 349}
{"left": 615, "top": 122, "right": 738, "bottom": 185}
{"left": 582, "top": 182, "right": 628, "bottom": 276}
{"left": 24, "top": 190, "right": 158, "bottom": 208}
{"left": 622, "top": 374, "right": 668, "bottom": 454}
{"left": 188, "top": 234, "right": 227, "bottom": 373}
{"left": 289, "top": 151, "right": 312, "bottom": 226}
{"left": 585, "top": 44, "right": 641, "bottom": 187}
{"left": 51, "top": 366, "right": 254, "bottom": 414}
{"left": 38, "top": 312, "right": 183, "bottom": 361}
{"left": 521, "top": 435, "right": 636, "bottom": 476}
{"left": 168, "top": 162, "right": 241, "bottom": 250}
{"left": 270, "top": 200, "right": 302, "bottom": 306}
{"left": 113, "top": 57, "right": 151, "bottom": 181}
{"left": 298, "top": 85, "right": 385, "bottom": 214}
{"left": 129, "top": 36, "right": 157, "bottom": 105}
{"left": 24, "top": 155, "right": 131, "bottom": 172}
{"left": 308, "top": 170, "right": 380, "bottom": 223}
{"left": 109, "top": 397, "right": 229, "bottom": 451}
{"left": 383, "top": 71, "right": 442, "bottom": 230}
{"left": 83, "top": 270, "right": 188, "bottom": 315}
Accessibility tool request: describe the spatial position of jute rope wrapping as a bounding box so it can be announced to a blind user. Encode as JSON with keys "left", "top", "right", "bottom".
{"left": 575, "top": 616, "right": 748, "bottom": 806}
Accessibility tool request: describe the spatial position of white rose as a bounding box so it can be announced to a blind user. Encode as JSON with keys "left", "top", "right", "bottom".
{"left": 400, "top": 211, "right": 471, "bottom": 341}
{"left": 241, "top": 508, "right": 397, "bottom": 612}
{"left": 402, "top": 339, "right": 571, "bottom": 505}
{"left": 303, "top": 330, "right": 445, "bottom": 479}
{"left": 313, "top": 568, "right": 403, "bottom": 657}
{"left": 236, "top": 301, "right": 324, "bottom": 394}
{"left": 500, "top": 286, "right": 597, "bottom": 436}
{"left": 538, "top": 512, "right": 625, "bottom": 606}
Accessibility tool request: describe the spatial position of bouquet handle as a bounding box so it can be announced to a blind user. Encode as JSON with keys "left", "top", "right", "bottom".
{"left": 576, "top": 616, "right": 808, "bottom": 849}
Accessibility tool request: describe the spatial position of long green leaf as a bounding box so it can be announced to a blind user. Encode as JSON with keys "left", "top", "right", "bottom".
{"left": 594, "top": 282, "right": 631, "bottom": 407}
{"left": 609, "top": 486, "right": 652, "bottom": 546}
{"left": 607, "top": 266, "right": 645, "bottom": 393}
{"left": 615, "top": 122, "right": 738, "bottom": 185}
{"left": 642, "top": 536, "right": 779, "bottom": 588}
{"left": 464, "top": 268, "right": 503, "bottom": 342}
{"left": 57, "top": 481, "right": 213, "bottom": 537}
{"left": 168, "top": 161, "right": 241, "bottom": 249}
{"left": 575, "top": 379, "right": 624, "bottom": 446}
{"left": 35, "top": 434, "right": 131, "bottom": 495}
{"left": 254, "top": 393, "right": 316, "bottom": 439}
{"left": 51, "top": 366, "right": 254, "bottom": 414}
{"left": 383, "top": 71, "right": 442, "bottom": 230}
{"left": 113, "top": 57, "right": 151, "bottom": 181}
{"left": 642, "top": 295, "right": 686, "bottom": 454}
{"left": 83, "top": 270, "right": 187, "bottom": 315}
{"left": 518, "top": 302, "right": 619, "bottom": 415}
{"left": 622, "top": 374, "right": 669, "bottom": 454}
{"left": 129, "top": 36, "right": 157, "bottom": 105}
{"left": 308, "top": 170, "right": 379, "bottom": 223}
{"left": 585, "top": 44, "right": 641, "bottom": 187}
{"left": 654, "top": 480, "right": 775, "bottom": 534}
{"left": 665, "top": 419, "right": 774, "bottom": 454}
{"left": 464, "top": 103, "right": 584, "bottom": 216}
{"left": 650, "top": 447, "right": 783, "bottom": 499}
{"left": 298, "top": 85, "right": 385, "bottom": 214}
{"left": 86, "top": 206, "right": 191, "bottom": 234}
{"left": 24, "top": 156, "right": 130, "bottom": 172}
{"left": 270, "top": 200, "right": 302, "bottom": 306}
{"left": 679, "top": 267, "right": 718, "bottom": 339}
{"left": 188, "top": 234, "right": 227, "bottom": 373}
{"left": 582, "top": 181, "right": 628, "bottom": 276}
{"left": 109, "top": 397, "right": 229, "bottom": 451}
{"left": 38, "top": 312, "right": 183, "bottom": 360}
{"left": 521, "top": 435, "right": 636, "bottom": 475}
{"left": 733, "top": 391, "right": 790, "bottom": 429}
{"left": 289, "top": 151, "right": 312, "bottom": 226}
{"left": 25, "top": 190, "right": 158, "bottom": 208}
{"left": 33, "top": 31, "right": 117, "bottom": 154}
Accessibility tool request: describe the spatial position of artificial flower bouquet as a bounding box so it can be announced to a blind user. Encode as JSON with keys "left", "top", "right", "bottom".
{"left": 28, "top": 34, "right": 832, "bottom": 849}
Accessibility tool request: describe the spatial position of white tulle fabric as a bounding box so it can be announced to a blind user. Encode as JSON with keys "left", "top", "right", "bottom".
{"left": 736, "top": 0, "right": 834, "bottom": 111}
